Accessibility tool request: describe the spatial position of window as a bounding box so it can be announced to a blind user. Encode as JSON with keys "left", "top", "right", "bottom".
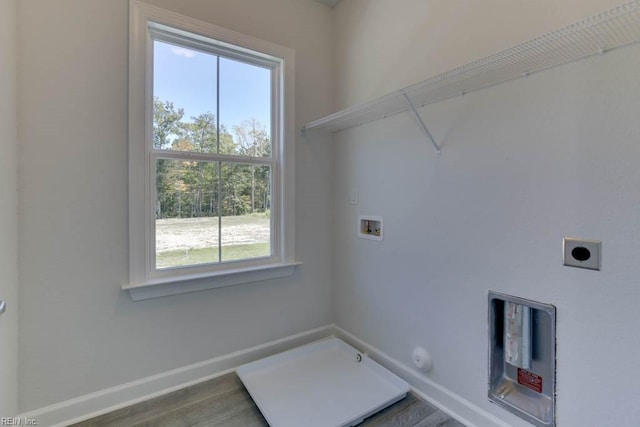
{"left": 127, "top": 1, "right": 297, "bottom": 299}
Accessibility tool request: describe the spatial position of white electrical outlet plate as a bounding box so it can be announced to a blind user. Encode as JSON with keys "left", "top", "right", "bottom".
{"left": 563, "top": 238, "right": 601, "bottom": 270}
{"left": 350, "top": 187, "right": 359, "bottom": 204}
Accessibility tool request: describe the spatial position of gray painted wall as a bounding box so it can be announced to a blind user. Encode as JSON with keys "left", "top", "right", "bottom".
{"left": 0, "top": 0, "right": 18, "bottom": 416}
{"left": 17, "top": 2, "right": 640, "bottom": 426}
{"left": 17, "top": 0, "right": 334, "bottom": 411}
{"left": 332, "top": 1, "right": 640, "bottom": 425}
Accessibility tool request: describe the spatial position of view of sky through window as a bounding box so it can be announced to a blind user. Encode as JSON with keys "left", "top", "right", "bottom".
{"left": 153, "top": 40, "right": 271, "bottom": 134}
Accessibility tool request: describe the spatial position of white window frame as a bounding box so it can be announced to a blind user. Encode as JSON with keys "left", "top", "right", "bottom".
{"left": 125, "top": 1, "right": 298, "bottom": 300}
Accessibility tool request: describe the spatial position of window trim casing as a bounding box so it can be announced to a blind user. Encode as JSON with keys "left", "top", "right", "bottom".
{"left": 126, "top": 1, "right": 298, "bottom": 300}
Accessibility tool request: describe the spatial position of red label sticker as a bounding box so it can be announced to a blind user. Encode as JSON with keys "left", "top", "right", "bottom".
{"left": 517, "top": 368, "right": 543, "bottom": 393}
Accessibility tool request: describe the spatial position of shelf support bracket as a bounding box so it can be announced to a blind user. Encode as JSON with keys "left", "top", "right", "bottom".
{"left": 402, "top": 92, "right": 440, "bottom": 156}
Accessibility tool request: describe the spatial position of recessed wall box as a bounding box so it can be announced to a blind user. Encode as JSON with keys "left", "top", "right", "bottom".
{"left": 358, "top": 216, "right": 383, "bottom": 241}
{"left": 488, "top": 292, "right": 556, "bottom": 427}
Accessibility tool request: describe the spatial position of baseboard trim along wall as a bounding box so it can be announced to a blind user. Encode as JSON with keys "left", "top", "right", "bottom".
{"left": 19, "top": 324, "right": 509, "bottom": 427}
{"left": 18, "top": 325, "right": 334, "bottom": 427}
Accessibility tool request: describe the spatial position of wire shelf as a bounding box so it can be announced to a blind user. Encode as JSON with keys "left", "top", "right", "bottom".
{"left": 302, "top": 0, "right": 640, "bottom": 135}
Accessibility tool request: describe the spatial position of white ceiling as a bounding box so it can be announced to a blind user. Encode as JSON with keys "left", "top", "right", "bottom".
{"left": 314, "top": 0, "right": 342, "bottom": 8}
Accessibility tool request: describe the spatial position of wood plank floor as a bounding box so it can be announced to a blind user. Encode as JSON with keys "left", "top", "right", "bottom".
{"left": 71, "top": 373, "right": 465, "bottom": 427}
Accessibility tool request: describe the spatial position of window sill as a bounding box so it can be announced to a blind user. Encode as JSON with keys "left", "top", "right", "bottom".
{"left": 123, "top": 262, "right": 302, "bottom": 301}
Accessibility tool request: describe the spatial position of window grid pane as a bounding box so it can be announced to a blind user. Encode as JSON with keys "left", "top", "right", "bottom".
{"left": 152, "top": 34, "right": 275, "bottom": 272}
{"left": 155, "top": 159, "right": 220, "bottom": 269}
{"left": 155, "top": 158, "right": 272, "bottom": 269}
{"left": 153, "top": 40, "right": 217, "bottom": 153}
{"left": 220, "top": 164, "right": 272, "bottom": 262}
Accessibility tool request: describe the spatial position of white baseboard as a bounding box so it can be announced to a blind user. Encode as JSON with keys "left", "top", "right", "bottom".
{"left": 19, "top": 324, "right": 509, "bottom": 427}
{"left": 331, "top": 325, "right": 512, "bottom": 427}
{"left": 18, "top": 325, "right": 334, "bottom": 427}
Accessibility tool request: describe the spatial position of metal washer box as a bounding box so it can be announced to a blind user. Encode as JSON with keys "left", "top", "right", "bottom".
{"left": 488, "top": 291, "right": 557, "bottom": 426}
